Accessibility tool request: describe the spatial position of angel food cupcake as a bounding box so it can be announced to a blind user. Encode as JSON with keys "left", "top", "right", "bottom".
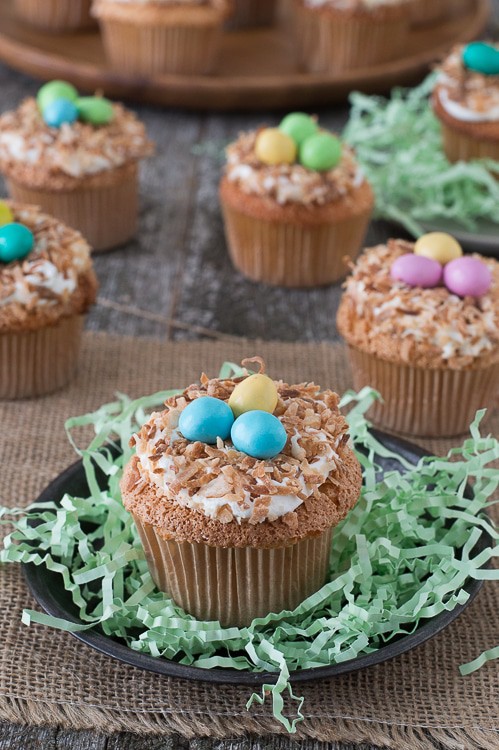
{"left": 0, "top": 200, "right": 97, "bottom": 399}
{"left": 337, "top": 234, "right": 499, "bottom": 437}
{"left": 293, "top": 0, "right": 415, "bottom": 73}
{"left": 433, "top": 43, "right": 499, "bottom": 163}
{"left": 14, "top": 0, "right": 95, "bottom": 32}
{"left": 220, "top": 113, "right": 374, "bottom": 287}
{"left": 93, "top": 0, "right": 232, "bottom": 76}
{"left": 121, "top": 359, "right": 362, "bottom": 626}
{"left": 0, "top": 81, "right": 154, "bottom": 253}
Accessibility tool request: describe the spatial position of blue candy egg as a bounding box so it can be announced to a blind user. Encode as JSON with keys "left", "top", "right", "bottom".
{"left": 231, "top": 410, "right": 287, "bottom": 460}
{"left": 43, "top": 98, "right": 79, "bottom": 128}
{"left": 0, "top": 223, "right": 34, "bottom": 263}
{"left": 462, "top": 42, "right": 499, "bottom": 76}
{"left": 178, "top": 396, "right": 234, "bottom": 444}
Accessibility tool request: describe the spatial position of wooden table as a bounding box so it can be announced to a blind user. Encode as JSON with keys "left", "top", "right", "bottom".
{"left": 0, "top": 4, "right": 497, "bottom": 745}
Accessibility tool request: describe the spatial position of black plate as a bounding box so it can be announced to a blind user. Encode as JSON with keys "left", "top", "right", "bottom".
{"left": 22, "top": 431, "right": 488, "bottom": 686}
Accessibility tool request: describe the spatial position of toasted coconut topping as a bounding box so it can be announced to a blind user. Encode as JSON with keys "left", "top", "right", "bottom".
{"left": 132, "top": 376, "right": 351, "bottom": 524}
{"left": 435, "top": 45, "right": 499, "bottom": 123}
{"left": 0, "top": 98, "right": 154, "bottom": 189}
{"left": 225, "top": 129, "right": 365, "bottom": 207}
{"left": 338, "top": 240, "right": 499, "bottom": 369}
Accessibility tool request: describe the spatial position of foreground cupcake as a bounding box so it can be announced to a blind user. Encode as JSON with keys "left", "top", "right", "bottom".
{"left": 337, "top": 233, "right": 499, "bottom": 437}
{"left": 0, "top": 200, "right": 97, "bottom": 399}
{"left": 93, "top": 0, "right": 232, "bottom": 76}
{"left": 121, "top": 359, "right": 362, "bottom": 626}
{"left": 0, "top": 81, "right": 154, "bottom": 252}
{"left": 14, "top": 0, "right": 95, "bottom": 32}
{"left": 433, "top": 42, "right": 499, "bottom": 163}
{"left": 220, "top": 112, "right": 374, "bottom": 287}
{"left": 293, "top": 0, "right": 415, "bottom": 73}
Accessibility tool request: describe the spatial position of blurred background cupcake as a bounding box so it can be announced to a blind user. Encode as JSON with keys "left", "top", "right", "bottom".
{"left": 0, "top": 200, "right": 97, "bottom": 399}
{"left": 337, "top": 234, "right": 499, "bottom": 437}
{"left": 220, "top": 112, "right": 374, "bottom": 287}
{"left": 226, "top": 0, "right": 278, "bottom": 28}
{"left": 0, "top": 80, "right": 154, "bottom": 252}
{"left": 93, "top": 0, "right": 232, "bottom": 76}
{"left": 14, "top": 0, "right": 96, "bottom": 32}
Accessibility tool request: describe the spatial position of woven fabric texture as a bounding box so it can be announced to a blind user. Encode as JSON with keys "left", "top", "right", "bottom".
{"left": 0, "top": 333, "right": 497, "bottom": 748}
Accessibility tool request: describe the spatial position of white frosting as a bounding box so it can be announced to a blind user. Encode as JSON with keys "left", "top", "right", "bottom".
{"left": 0, "top": 258, "right": 78, "bottom": 308}
{"left": 437, "top": 86, "right": 499, "bottom": 123}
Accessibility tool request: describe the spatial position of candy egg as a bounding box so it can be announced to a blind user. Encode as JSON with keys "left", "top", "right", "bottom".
{"left": 255, "top": 128, "right": 297, "bottom": 166}
{"left": 443, "top": 256, "right": 492, "bottom": 297}
{"left": 279, "top": 112, "right": 318, "bottom": 146}
{"left": 462, "top": 42, "right": 499, "bottom": 76}
{"left": 37, "top": 80, "right": 78, "bottom": 113}
{"left": 414, "top": 232, "right": 463, "bottom": 265}
{"left": 228, "top": 374, "right": 279, "bottom": 419}
{"left": 0, "top": 223, "right": 34, "bottom": 263}
{"left": 0, "top": 201, "right": 13, "bottom": 228}
{"left": 231, "top": 411, "right": 287, "bottom": 460}
{"left": 77, "top": 97, "right": 114, "bottom": 126}
{"left": 43, "top": 98, "right": 79, "bottom": 128}
{"left": 391, "top": 253, "right": 443, "bottom": 288}
{"left": 299, "top": 132, "right": 341, "bottom": 171}
{"left": 178, "top": 396, "right": 234, "bottom": 445}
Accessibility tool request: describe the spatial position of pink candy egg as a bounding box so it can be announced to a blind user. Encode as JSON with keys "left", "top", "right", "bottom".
{"left": 391, "top": 254, "right": 443, "bottom": 289}
{"left": 443, "top": 257, "right": 492, "bottom": 298}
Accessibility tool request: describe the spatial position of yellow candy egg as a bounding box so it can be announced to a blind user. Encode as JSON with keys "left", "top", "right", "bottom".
{"left": 0, "top": 201, "right": 13, "bottom": 228}
{"left": 254, "top": 128, "right": 297, "bottom": 166}
{"left": 229, "top": 374, "right": 279, "bottom": 419}
{"left": 414, "top": 232, "right": 463, "bottom": 265}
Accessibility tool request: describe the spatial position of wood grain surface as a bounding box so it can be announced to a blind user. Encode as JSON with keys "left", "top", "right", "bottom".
{"left": 0, "top": 3, "right": 498, "bottom": 747}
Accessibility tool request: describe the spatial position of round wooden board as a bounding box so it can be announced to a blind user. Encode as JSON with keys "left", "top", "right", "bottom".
{"left": 0, "top": 0, "right": 490, "bottom": 111}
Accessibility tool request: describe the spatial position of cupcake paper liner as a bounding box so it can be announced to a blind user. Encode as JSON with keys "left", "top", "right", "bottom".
{"left": 133, "top": 515, "right": 333, "bottom": 628}
{"left": 293, "top": 3, "right": 412, "bottom": 73}
{"left": 0, "top": 316, "right": 83, "bottom": 400}
{"left": 440, "top": 121, "right": 499, "bottom": 163}
{"left": 99, "top": 17, "right": 223, "bottom": 76}
{"left": 226, "top": 0, "right": 278, "bottom": 29}
{"left": 347, "top": 345, "right": 499, "bottom": 438}
{"left": 7, "top": 165, "right": 138, "bottom": 253}
{"left": 220, "top": 198, "right": 372, "bottom": 287}
{"left": 410, "top": 0, "right": 451, "bottom": 25}
{"left": 14, "top": 0, "right": 95, "bottom": 31}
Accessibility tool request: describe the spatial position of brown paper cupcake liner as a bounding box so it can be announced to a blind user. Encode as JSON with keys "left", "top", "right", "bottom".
{"left": 440, "top": 121, "right": 499, "bottom": 164}
{"left": 226, "top": 0, "right": 277, "bottom": 28}
{"left": 134, "top": 516, "right": 333, "bottom": 627}
{"left": 0, "top": 316, "right": 83, "bottom": 400}
{"left": 221, "top": 199, "right": 372, "bottom": 287}
{"left": 346, "top": 345, "right": 499, "bottom": 438}
{"left": 293, "top": 3, "right": 413, "bottom": 73}
{"left": 410, "top": 0, "right": 451, "bottom": 25}
{"left": 6, "top": 165, "right": 138, "bottom": 254}
{"left": 14, "top": 0, "right": 95, "bottom": 31}
{"left": 99, "top": 18, "right": 222, "bottom": 76}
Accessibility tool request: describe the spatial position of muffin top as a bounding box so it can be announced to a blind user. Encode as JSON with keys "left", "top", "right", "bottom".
{"left": 434, "top": 43, "right": 499, "bottom": 124}
{"left": 0, "top": 201, "right": 97, "bottom": 332}
{"left": 123, "top": 361, "right": 361, "bottom": 547}
{"left": 0, "top": 81, "right": 154, "bottom": 190}
{"left": 225, "top": 113, "right": 366, "bottom": 208}
{"left": 337, "top": 237, "right": 499, "bottom": 370}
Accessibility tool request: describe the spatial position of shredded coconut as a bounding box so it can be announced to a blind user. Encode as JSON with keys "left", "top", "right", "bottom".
{"left": 435, "top": 45, "right": 499, "bottom": 123}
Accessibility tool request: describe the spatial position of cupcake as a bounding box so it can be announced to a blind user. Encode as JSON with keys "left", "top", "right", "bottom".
{"left": 410, "top": 0, "right": 450, "bottom": 26}
{"left": 220, "top": 113, "right": 374, "bottom": 287}
{"left": 337, "top": 234, "right": 499, "bottom": 438}
{"left": 0, "top": 81, "right": 154, "bottom": 253}
{"left": 226, "top": 0, "right": 277, "bottom": 28}
{"left": 0, "top": 200, "right": 97, "bottom": 399}
{"left": 14, "top": 0, "right": 95, "bottom": 32}
{"left": 121, "top": 359, "right": 362, "bottom": 627}
{"left": 93, "top": 0, "right": 232, "bottom": 76}
{"left": 292, "top": 0, "right": 415, "bottom": 73}
{"left": 433, "top": 43, "right": 499, "bottom": 163}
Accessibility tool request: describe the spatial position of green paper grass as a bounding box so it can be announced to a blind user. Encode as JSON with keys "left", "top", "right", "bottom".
{"left": 1, "top": 366, "right": 498, "bottom": 733}
{"left": 343, "top": 74, "right": 499, "bottom": 237}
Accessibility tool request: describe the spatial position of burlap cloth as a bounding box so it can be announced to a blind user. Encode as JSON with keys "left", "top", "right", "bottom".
{"left": 0, "top": 333, "right": 498, "bottom": 748}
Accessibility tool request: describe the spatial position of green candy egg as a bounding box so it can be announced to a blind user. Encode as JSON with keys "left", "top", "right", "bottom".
{"left": 77, "top": 97, "right": 114, "bottom": 126}
{"left": 37, "top": 81, "right": 79, "bottom": 113}
{"left": 279, "top": 112, "right": 318, "bottom": 146}
{"left": 462, "top": 42, "right": 499, "bottom": 76}
{"left": 299, "top": 132, "right": 341, "bottom": 171}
